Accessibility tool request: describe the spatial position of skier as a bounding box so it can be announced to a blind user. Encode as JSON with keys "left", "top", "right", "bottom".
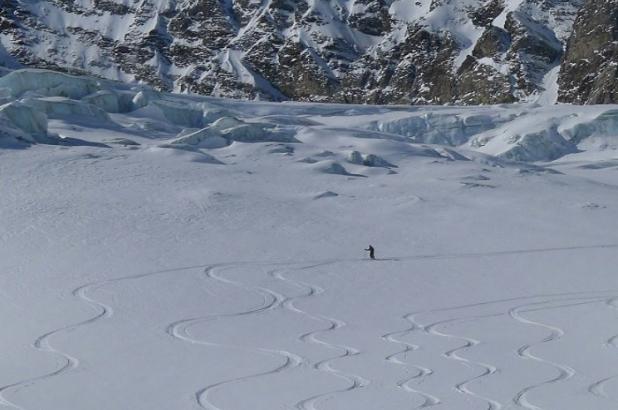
{"left": 365, "top": 245, "right": 375, "bottom": 260}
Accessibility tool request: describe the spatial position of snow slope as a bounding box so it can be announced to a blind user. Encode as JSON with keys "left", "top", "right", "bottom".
{"left": 2, "top": 69, "right": 618, "bottom": 410}
{"left": 0, "top": 0, "right": 588, "bottom": 104}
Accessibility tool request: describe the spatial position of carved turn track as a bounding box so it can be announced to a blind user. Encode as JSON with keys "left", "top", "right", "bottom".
{"left": 0, "top": 263, "right": 234, "bottom": 410}
{"left": 424, "top": 315, "right": 502, "bottom": 410}
{"left": 0, "top": 283, "right": 111, "bottom": 410}
{"left": 588, "top": 296, "right": 618, "bottom": 399}
{"left": 381, "top": 314, "right": 440, "bottom": 409}
{"left": 166, "top": 264, "right": 305, "bottom": 410}
{"left": 272, "top": 264, "right": 370, "bottom": 410}
{"left": 4, "top": 247, "right": 618, "bottom": 410}
{"left": 509, "top": 297, "right": 610, "bottom": 410}
{"left": 384, "top": 291, "right": 618, "bottom": 410}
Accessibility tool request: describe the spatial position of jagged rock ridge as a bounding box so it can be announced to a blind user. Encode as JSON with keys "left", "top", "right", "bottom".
{"left": 0, "top": 0, "right": 615, "bottom": 104}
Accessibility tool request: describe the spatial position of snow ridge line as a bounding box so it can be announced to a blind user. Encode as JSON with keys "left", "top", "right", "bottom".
{"left": 381, "top": 315, "right": 440, "bottom": 409}
{"left": 0, "top": 283, "right": 112, "bottom": 410}
{"left": 588, "top": 296, "right": 618, "bottom": 399}
{"left": 271, "top": 265, "right": 370, "bottom": 410}
{"left": 165, "top": 265, "right": 306, "bottom": 410}
{"left": 509, "top": 297, "right": 609, "bottom": 410}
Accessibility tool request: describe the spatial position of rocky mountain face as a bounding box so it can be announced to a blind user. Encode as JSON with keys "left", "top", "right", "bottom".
{"left": 0, "top": 0, "right": 615, "bottom": 104}
{"left": 558, "top": 0, "right": 618, "bottom": 104}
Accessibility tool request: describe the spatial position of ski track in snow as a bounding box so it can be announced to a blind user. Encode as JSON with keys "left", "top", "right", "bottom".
{"left": 424, "top": 315, "right": 502, "bottom": 410}
{"left": 381, "top": 315, "right": 441, "bottom": 409}
{"left": 0, "top": 259, "right": 364, "bottom": 410}
{"left": 509, "top": 296, "right": 612, "bottom": 410}
{"left": 588, "top": 296, "right": 618, "bottom": 399}
{"left": 165, "top": 264, "right": 306, "bottom": 410}
{"left": 385, "top": 291, "right": 618, "bottom": 410}
{"left": 0, "top": 283, "right": 112, "bottom": 410}
{"left": 4, "top": 247, "right": 618, "bottom": 410}
{"left": 272, "top": 265, "right": 370, "bottom": 410}
{"left": 410, "top": 310, "right": 505, "bottom": 410}
{"left": 588, "top": 375, "right": 616, "bottom": 400}
{"left": 0, "top": 263, "right": 233, "bottom": 410}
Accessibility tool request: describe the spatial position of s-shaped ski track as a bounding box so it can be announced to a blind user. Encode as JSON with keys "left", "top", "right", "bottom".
{"left": 272, "top": 263, "right": 369, "bottom": 410}
{"left": 587, "top": 296, "right": 618, "bottom": 399}
{"left": 389, "top": 291, "right": 618, "bottom": 410}
{"left": 381, "top": 315, "right": 441, "bottom": 409}
{"left": 0, "top": 283, "right": 111, "bottom": 410}
{"left": 509, "top": 296, "right": 613, "bottom": 410}
{"left": 166, "top": 264, "right": 305, "bottom": 410}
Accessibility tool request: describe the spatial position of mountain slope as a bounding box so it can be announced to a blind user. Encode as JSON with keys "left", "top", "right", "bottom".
{"left": 0, "top": 0, "right": 615, "bottom": 104}
{"left": 557, "top": 0, "right": 618, "bottom": 104}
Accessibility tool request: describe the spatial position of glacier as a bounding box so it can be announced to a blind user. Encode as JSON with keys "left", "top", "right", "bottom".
{"left": 1, "top": 68, "right": 618, "bottom": 410}
{"left": 2, "top": 69, "right": 618, "bottom": 162}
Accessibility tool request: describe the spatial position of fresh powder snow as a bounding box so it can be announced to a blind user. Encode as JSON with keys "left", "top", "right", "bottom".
{"left": 1, "top": 69, "right": 618, "bottom": 410}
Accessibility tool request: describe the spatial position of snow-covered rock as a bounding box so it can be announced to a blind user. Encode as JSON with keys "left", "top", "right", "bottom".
{"left": 312, "top": 160, "right": 364, "bottom": 177}
{"left": 558, "top": 0, "right": 618, "bottom": 104}
{"left": 0, "top": 0, "right": 600, "bottom": 105}
{"left": 347, "top": 150, "right": 397, "bottom": 168}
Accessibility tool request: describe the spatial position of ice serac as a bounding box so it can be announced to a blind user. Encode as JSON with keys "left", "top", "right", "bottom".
{"left": 167, "top": 115, "right": 298, "bottom": 148}
{"left": 559, "top": 109, "right": 618, "bottom": 147}
{"left": 0, "top": 101, "right": 49, "bottom": 144}
{"left": 0, "top": 0, "right": 597, "bottom": 104}
{"left": 0, "top": 69, "right": 100, "bottom": 99}
{"left": 1, "top": 67, "right": 618, "bottom": 164}
{"left": 367, "top": 111, "right": 509, "bottom": 145}
{"left": 558, "top": 0, "right": 618, "bottom": 104}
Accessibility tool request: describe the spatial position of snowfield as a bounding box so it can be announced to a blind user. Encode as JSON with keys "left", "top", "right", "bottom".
{"left": 2, "top": 69, "right": 618, "bottom": 410}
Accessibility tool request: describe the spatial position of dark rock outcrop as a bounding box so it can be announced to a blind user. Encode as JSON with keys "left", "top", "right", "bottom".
{"left": 558, "top": 0, "right": 618, "bottom": 104}
{"left": 0, "top": 0, "right": 610, "bottom": 105}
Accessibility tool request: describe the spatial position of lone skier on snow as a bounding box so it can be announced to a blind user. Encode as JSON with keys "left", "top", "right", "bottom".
{"left": 365, "top": 245, "right": 375, "bottom": 260}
